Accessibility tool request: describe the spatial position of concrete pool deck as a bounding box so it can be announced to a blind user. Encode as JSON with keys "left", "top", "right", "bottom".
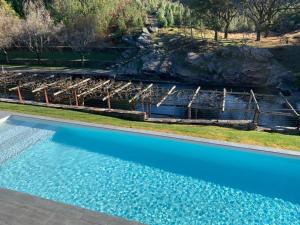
{"left": 0, "top": 188, "right": 142, "bottom": 225}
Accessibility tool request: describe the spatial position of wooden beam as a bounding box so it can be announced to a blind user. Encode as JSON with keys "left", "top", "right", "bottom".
{"left": 102, "top": 82, "right": 132, "bottom": 101}
{"left": 32, "top": 80, "right": 60, "bottom": 93}
{"left": 53, "top": 78, "right": 91, "bottom": 97}
{"left": 9, "top": 81, "right": 36, "bottom": 91}
{"left": 129, "top": 83, "right": 153, "bottom": 103}
{"left": 250, "top": 89, "right": 260, "bottom": 112}
{"left": 32, "top": 76, "right": 67, "bottom": 93}
{"left": 222, "top": 88, "right": 227, "bottom": 112}
{"left": 156, "top": 85, "right": 176, "bottom": 107}
{"left": 250, "top": 89, "right": 260, "bottom": 124}
{"left": 187, "top": 86, "right": 200, "bottom": 119}
{"left": 279, "top": 92, "right": 299, "bottom": 117}
{"left": 188, "top": 86, "right": 201, "bottom": 108}
{"left": 77, "top": 80, "right": 110, "bottom": 98}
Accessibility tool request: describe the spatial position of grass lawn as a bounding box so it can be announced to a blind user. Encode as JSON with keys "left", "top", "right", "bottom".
{"left": 0, "top": 102, "right": 299, "bottom": 151}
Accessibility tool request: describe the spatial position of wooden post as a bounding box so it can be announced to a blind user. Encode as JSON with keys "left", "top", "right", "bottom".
{"left": 253, "top": 110, "right": 261, "bottom": 125}
{"left": 222, "top": 88, "right": 227, "bottom": 112}
{"left": 187, "top": 86, "right": 201, "bottom": 119}
{"left": 188, "top": 107, "right": 192, "bottom": 119}
{"left": 149, "top": 96, "right": 152, "bottom": 117}
{"left": 250, "top": 90, "right": 260, "bottom": 125}
{"left": 141, "top": 96, "right": 145, "bottom": 112}
{"left": 107, "top": 91, "right": 111, "bottom": 110}
{"left": 279, "top": 92, "right": 300, "bottom": 130}
{"left": 16, "top": 87, "right": 24, "bottom": 104}
{"left": 73, "top": 89, "right": 79, "bottom": 106}
{"left": 44, "top": 88, "right": 49, "bottom": 105}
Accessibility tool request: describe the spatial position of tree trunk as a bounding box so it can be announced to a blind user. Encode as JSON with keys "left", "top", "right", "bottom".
{"left": 264, "top": 29, "right": 270, "bottom": 38}
{"left": 81, "top": 54, "right": 85, "bottom": 67}
{"left": 36, "top": 51, "right": 41, "bottom": 64}
{"left": 214, "top": 30, "right": 218, "bottom": 41}
{"left": 256, "top": 27, "right": 261, "bottom": 41}
{"left": 3, "top": 50, "right": 9, "bottom": 63}
{"left": 224, "top": 24, "right": 229, "bottom": 39}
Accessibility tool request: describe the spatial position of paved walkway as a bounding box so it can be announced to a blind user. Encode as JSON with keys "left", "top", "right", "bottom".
{"left": 0, "top": 188, "right": 142, "bottom": 225}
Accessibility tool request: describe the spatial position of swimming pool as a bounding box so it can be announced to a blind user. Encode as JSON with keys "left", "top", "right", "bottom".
{"left": 0, "top": 116, "right": 299, "bottom": 224}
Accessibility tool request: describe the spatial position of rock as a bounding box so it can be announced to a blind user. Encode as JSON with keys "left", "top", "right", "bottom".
{"left": 186, "top": 52, "right": 201, "bottom": 65}
{"left": 148, "top": 26, "right": 159, "bottom": 33}
{"left": 137, "top": 33, "right": 152, "bottom": 47}
{"left": 122, "top": 36, "right": 136, "bottom": 46}
{"left": 142, "top": 27, "right": 151, "bottom": 35}
{"left": 169, "top": 38, "right": 178, "bottom": 43}
{"left": 121, "top": 49, "right": 132, "bottom": 59}
{"left": 117, "top": 43, "right": 296, "bottom": 91}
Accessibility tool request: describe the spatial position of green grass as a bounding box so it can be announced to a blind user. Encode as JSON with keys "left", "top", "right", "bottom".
{"left": 0, "top": 102, "right": 299, "bottom": 151}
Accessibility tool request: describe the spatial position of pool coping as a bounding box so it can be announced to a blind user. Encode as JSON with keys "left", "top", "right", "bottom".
{"left": 1, "top": 110, "right": 300, "bottom": 158}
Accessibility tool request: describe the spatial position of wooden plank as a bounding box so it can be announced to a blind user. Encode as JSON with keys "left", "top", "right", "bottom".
{"left": 279, "top": 92, "right": 299, "bottom": 117}
{"left": 156, "top": 86, "right": 176, "bottom": 107}
{"left": 32, "top": 80, "right": 60, "bottom": 93}
{"left": 102, "top": 82, "right": 132, "bottom": 101}
{"left": 53, "top": 78, "right": 91, "bottom": 97}
{"left": 77, "top": 80, "right": 110, "bottom": 98}
{"left": 9, "top": 81, "right": 36, "bottom": 91}
{"left": 32, "top": 76, "right": 67, "bottom": 93}
{"left": 129, "top": 83, "right": 153, "bottom": 103}
{"left": 188, "top": 86, "right": 201, "bottom": 108}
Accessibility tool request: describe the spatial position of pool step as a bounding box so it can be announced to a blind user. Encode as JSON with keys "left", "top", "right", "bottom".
{"left": 0, "top": 112, "right": 10, "bottom": 123}
{"left": 0, "top": 122, "right": 54, "bottom": 163}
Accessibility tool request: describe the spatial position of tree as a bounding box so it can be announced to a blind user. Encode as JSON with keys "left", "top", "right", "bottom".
{"left": 0, "top": 0, "right": 21, "bottom": 63}
{"left": 66, "top": 15, "right": 97, "bottom": 66}
{"left": 166, "top": 8, "right": 175, "bottom": 26}
{"left": 157, "top": 7, "right": 168, "bottom": 27}
{"left": 22, "top": 0, "right": 62, "bottom": 64}
{"left": 188, "top": 0, "right": 225, "bottom": 41}
{"left": 221, "top": 0, "right": 239, "bottom": 39}
{"left": 54, "top": 0, "right": 101, "bottom": 66}
{"left": 6, "top": 0, "right": 54, "bottom": 16}
{"left": 243, "top": 0, "right": 298, "bottom": 41}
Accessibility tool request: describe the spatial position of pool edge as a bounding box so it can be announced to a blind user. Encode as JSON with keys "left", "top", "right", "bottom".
{"left": 0, "top": 188, "right": 143, "bottom": 225}
{"left": 2, "top": 110, "right": 300, "bottom": 158}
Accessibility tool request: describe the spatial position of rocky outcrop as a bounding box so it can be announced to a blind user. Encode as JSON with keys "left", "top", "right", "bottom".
{"left": 183, "top": 46, "right": 296, "bottom": 91}
{"left": 117, "top": 37, "right": 297, "bottom": 92}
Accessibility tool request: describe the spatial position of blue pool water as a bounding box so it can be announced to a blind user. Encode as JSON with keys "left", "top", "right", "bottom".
{"left": 0, "top": 116, "right": 300, "bottom": 224}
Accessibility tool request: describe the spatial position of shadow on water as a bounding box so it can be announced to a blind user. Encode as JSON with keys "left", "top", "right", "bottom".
{"left": 49, "top": 123, "right": 300, "bottom": 204}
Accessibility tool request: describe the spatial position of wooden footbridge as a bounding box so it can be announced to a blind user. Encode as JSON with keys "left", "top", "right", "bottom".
{"left": 0, "top": 72, "right": 299, "bottom": 130}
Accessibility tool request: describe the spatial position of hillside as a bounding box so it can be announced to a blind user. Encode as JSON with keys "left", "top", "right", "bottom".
{"left": 115, "top": 28, "right": 300, "bottom": 92}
